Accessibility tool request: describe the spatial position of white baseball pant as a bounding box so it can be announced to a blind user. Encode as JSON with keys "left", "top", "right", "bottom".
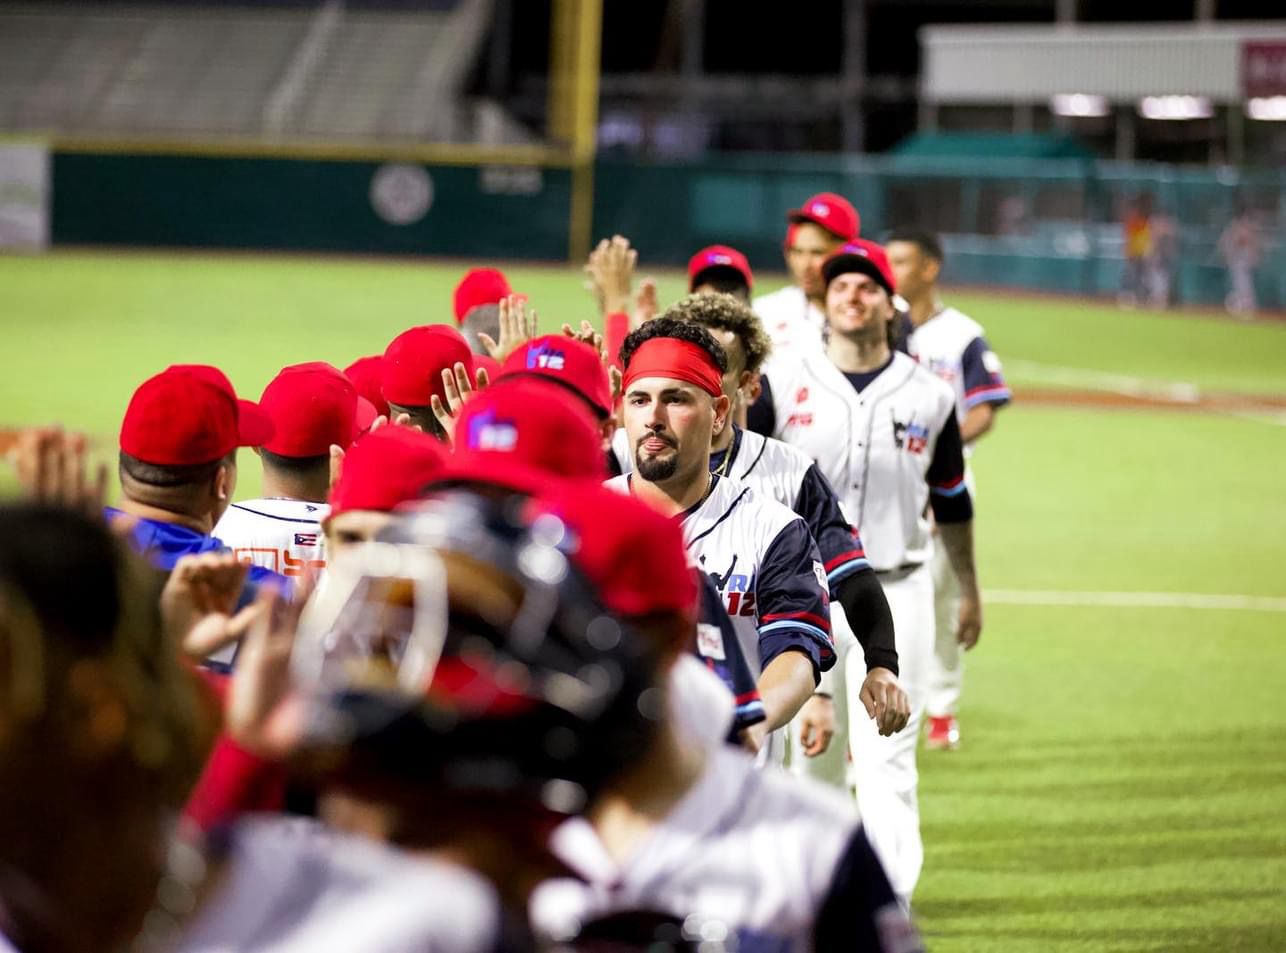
{"left": 846, "top": 561, "right": 934, "bottom": 903}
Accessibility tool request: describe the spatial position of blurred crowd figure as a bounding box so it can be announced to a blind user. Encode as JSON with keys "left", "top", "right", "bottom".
{"left": 0, "top": 191, "right": 1019, "bottom": 952}
{"left": 1219, "top": 203, "right": 1261, "bottom": 317}
{"left": 1118, "top": 192, "right": 1177, "bottom": 311}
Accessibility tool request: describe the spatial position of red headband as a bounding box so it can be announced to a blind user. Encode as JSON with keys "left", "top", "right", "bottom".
{"left": 622, "top": 338, "right": 723, "bottom": 398}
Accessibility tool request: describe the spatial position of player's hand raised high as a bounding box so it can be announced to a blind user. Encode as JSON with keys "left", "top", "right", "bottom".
{"left": 478, "top": 294, "right": 537, "bottom": 362}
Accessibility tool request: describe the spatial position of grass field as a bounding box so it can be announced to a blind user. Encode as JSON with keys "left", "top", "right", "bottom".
{"left": 4, "top": 250, "right": 1286, "bottom": 950}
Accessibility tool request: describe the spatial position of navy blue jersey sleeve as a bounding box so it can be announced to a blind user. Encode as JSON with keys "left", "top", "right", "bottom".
{"left": 755, "top": 519, "right": 834, "bottom": 678}
{"left": 695, "top": 574, "right": 767, "bottom": 737}
{"left": 926, "top": 413, "right": 973, "bottom": 524}
{"left": 961, "top": 336, "right": 1011, "bottom": 410}
{"left": 745, "top": 374, "right": 776, "bottom": 437}
{"left": 791, "top": 462, "right": 871, "bottom": 593}
{"left": 813, "top": 827, "right": 924, "bottom": 953}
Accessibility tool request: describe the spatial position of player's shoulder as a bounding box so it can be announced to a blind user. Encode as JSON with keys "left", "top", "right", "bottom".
{"left": 735, "top": 428, "right": 813, "bottom": 481}
{"left": 711, "top": 745, "right": 860, "bottom": 840}
{"left": 224, "top": 498, "right": 329, "bottom": 523}
{"left": 711, "top": 476, "right": 802, "bottom": 538}
{"left": 914, "top": 306, "right": 987, "bottom": 349}
{"left": 899, "top": 352, "right": 956, "bottom": 400}
{"left": 752, "top": 284, "right": 803, "bottom": 312}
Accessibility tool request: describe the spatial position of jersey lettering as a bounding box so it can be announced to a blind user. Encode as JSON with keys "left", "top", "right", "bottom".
{"left": 283, "top": 551, "right": 327, "bottom": 577}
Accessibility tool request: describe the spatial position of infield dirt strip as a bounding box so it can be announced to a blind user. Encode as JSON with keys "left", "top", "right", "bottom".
{"left": 1016, "top": 387, "right": 1286, "bottom": 420}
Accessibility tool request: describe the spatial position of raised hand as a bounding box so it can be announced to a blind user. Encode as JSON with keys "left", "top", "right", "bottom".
{"left": 478, "top": 294, "right": 538, "bottom": 361}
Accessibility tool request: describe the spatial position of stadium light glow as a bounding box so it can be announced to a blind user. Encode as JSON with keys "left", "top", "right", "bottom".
{"left": 1137, "top": 96, "right": 1213, "bottom": 121}
{"left": 1050, "top": 94, "right": 1110, "bottom": 118}
{"left": 1247, "top": 96, "right": 1286, "bottom": 121}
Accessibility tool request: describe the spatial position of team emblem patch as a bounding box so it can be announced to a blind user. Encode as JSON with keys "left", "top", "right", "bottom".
{"left": 696, "top": 623, "right": 726, "bottom": 660}
{"left": 982, "top": 350, "right": 1004, "bottom": 374}
{"left": 892, "top": 418, "right": 929, "bottom": 454}
{"left": 812, "top": 560, "right": 828, "bottom": 590}
{"left": 466, "top": 410, "right": 519, "bottom": 451}
{"left": 795, "top": 387, "right": 809, "bottom": 404}
{"left": 526, "top": 342, "right": 566, "bottom": 371}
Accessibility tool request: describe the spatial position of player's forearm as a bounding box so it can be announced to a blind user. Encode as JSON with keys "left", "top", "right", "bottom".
{"left": 757, "top": 650, "right": 817, "bottom": 732}
{"left": 938, "top": 520, "right": 980, "bottom": 595}
{"left": 834, "top": 570, "right": 898, "bottom": 676}
{"left": 960, "top": 404, "right": 996, "bottom": 443}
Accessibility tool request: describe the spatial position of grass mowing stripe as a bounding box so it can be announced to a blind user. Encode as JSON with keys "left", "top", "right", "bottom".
{"left": 983, "top": 589, "right": 1286, "bottom": 612}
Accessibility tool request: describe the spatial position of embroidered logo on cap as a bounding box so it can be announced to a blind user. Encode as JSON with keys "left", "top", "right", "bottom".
{"left": 526, "top": 343, "right": 566, "bottom": 371}
{"left": 466, "top": 411, "right": 519, "bottom": 452}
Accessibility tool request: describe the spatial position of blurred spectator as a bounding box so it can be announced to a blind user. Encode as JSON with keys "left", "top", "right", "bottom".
{"left": 1219, "top": 203, "right": 1261, "bottom": 317}
{"left": 1119, "top": 192, "right": 1154, "bottom": 308}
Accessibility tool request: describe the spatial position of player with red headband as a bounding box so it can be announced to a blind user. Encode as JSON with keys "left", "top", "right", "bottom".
{"left": 608, "top": 316, "right": 835, "bottom": 764}
{"left": 754, "top": 192, "right": 859, "bottom": 354}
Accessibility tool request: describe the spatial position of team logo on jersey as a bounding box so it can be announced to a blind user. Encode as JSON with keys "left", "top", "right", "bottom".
{"left": 927, "top": 357, "right": 957, "bottom": 383}
{"left": 812, "top": 560, "right": 828, "bottom": 590}
{"left": 526, "top": 342, "right": 566, "bottom": 371}
{"left": 695, "top": 623, "right": 726, "bottom": 660}
{"left": 294, "top": 533, "right": 319, "bottom": 546}
{"left": 465, "top": 410, "right": 519, "bottom": 452}
{"left": 704, "top": 554, "right": 757, "bottom": 617}
{"left": 892, "top": 418, "right": 929, "bottom": 454}
{"left": 794, "top": 387, "right": 809, "bottom": 404}
{"left": 982, "top": 350, "right": 1004, "bottom": 374}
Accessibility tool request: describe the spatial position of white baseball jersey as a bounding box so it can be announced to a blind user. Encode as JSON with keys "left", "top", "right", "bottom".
{"left": 531, "top": 745, "right": 922, "bottom": 953}
{"left": 603, "top": 474, "right": 834, "bottom": 682}
{"left": 213, "top": 498, "right": 329, "bottom": 579}
{"left": 176, "top": 817, "right": 516, "bottom": 952}
{"left": 754, "top": 284, "right": 826, "bottom": 355}
{"left": 611, "top": 427, "right": 869, "bottom": 591}
{"left": 905, "top": 307, "right": 1010, "bottom": 448}
{"left": 763, "top": 351, "right": 966, "bottom": 571}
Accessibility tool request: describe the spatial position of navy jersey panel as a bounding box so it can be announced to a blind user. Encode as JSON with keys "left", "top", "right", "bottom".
{"left": 756, "top": 519, "right": 834, "bottom": 677}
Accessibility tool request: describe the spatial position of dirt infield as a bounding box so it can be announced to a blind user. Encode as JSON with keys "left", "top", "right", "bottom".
{"left": 1017, "top": 387, "right": 1286, "bottom": 416}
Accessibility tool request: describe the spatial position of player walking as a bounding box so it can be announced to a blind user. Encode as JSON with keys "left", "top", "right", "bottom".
{"left": 760, "top": 240, "right": 983, "bottom": 901}
{"left": 887, "top": 229, "right": 1010, "bottom": 750}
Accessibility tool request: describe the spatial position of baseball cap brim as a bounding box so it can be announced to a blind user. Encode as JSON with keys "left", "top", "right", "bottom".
{"left": 236, "top": 399, "right": 276, "bottom": 448}
{"left": 821, "top": 253, "right": 892, "bottom": 296}
{"left": 355, "top": 397, "right": 380, "bottom": 434}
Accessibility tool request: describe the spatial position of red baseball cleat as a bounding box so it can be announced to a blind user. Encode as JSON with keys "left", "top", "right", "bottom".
{"left": 926, "top": 715, "right": 960, "bottom": 750}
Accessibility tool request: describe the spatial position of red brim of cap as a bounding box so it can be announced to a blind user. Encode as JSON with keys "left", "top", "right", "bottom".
{"left": 237, "top": 399, "right": 276, "bottom": 448}
{"left": 355, "top": 397, "right": 380, "bottom": 434}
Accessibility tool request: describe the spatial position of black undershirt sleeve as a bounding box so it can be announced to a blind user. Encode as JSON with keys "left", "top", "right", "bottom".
{"left": 925, "top": 413, "right": 973, "bottom": 524}
{"left": 833, "top": 568, "right": 899, "bottom": 676}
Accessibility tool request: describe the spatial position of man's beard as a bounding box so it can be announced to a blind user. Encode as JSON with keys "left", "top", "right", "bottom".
{"left": 636, "top": 452, "right": 679, "bottom": 482}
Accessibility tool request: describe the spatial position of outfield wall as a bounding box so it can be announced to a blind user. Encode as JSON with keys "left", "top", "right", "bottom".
{"left": 45, "top": 147, "right": 1285, "bottom": 308}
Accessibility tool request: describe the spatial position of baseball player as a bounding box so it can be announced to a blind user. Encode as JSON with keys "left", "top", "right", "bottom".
{"left": 453, "top": 266, "right": 522, "bottom": 355}
{"left": 166, "top": 488, "right": 675, "bottom": 952}
{"left": 760, "top": 239, "right": 983, "bottom": 901}
{"left": 753, "top": 192, "right": 860, "bottom": 353}
{"left": 527, "top": 484, "right": 923, "bottom": 953}
{"left": 215, "top": 362, "right": 376, "bottom": 580}
{"left": 107, "top": 365, "right": 284, "bottom": 595}
{"left": 611, "top": 293, "right": 910, "bottom": 782}
{"left": 688, "top": 244, "right": 754, "bottom": 303}
{"left": 381, "top": 324, "right": 477, "bottom": 439}
{"left": 887, "top": 228, "right": 1011, "bottom": 750}
{"left": 607, "top": 317, "right": 835, "bottom": 764}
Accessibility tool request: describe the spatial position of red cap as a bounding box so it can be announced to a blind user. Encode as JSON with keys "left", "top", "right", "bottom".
{"left": 525, "top": 484, "right": 698, "bottom": 627}
{"left": 259, "top": 362, "right": 363, "bottom": 457}
{"left": 822, "top": 239, "right": 897, "bottom": 297}
{"left": 328, "top": 426, "right": 449, "bottom": 518}
{"left": 382, "top": 325, "right": 475, "bottom": 407}
{"left": 687, "top": 244, "right": 754, "bottom": 293}
{"left": 787, "top": 192, "right": 860, "bottom": 241}
{"left": 343, "top": 355, "right": 390, "bottom": 419}
{"left": 452, "top": 268, "right": 513, "bottom": 324}
{"left": 438, "top": 378, "right": 606, "bottom": 494}
{"left": 499, "top": 335, "right": 613, "bottom": 418}
{"left": 472, "top": 353, "right": 502, "bottom": 384}
{"left": 120, "top": 365, "right": 274, "bottom": 466}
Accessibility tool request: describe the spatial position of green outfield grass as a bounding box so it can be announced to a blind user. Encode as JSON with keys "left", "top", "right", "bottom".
{"left": 3, "top": 250, "right": 1285, "bottom": 951}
